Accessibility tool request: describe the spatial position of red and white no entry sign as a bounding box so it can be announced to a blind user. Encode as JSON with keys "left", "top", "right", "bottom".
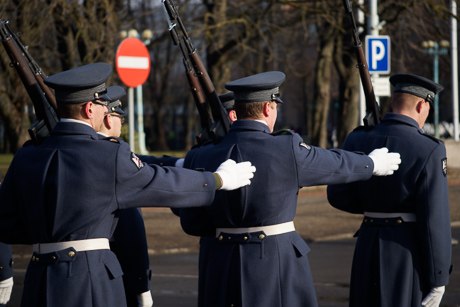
{"left": 115, "top": 37, "right": 151, "bottom": 88}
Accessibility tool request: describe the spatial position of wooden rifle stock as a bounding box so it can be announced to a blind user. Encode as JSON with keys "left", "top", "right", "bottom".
{"left": 0, "top": 20, "right": 58, "bottom": 144}
{"left": 162, "top": 0, "right": 231, "bottom": 144}
{"left": 184, "top": 61, "right": 213, "bottom": 145}
{"left": 343, "top": 0, "right": 381, "bottom": 128}
{"left": 162, "top": 2, "right": 214, "bottom": 145}
{"left": 354, "top": 45, "right": 381, "bottom": 127}
{"left": 187, "top": 51, "right": 231, "bottom": 142}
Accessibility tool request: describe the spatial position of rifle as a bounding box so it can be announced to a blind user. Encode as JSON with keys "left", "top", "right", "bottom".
{"left": 0, "top": 19, "right": 59, "bottom": 145}
{"left": 161, "top": 2, "right": 213, "bottom": 145}
{"left": 343, "top": 0, "right": 381, "bottom": 128}
{"left": 162, "top": 0, "right": 231, "bottom": 144}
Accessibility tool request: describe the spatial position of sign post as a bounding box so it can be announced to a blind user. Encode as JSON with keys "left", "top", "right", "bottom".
{"left": 115, "top": 37, "right": 150, "bottom": 152}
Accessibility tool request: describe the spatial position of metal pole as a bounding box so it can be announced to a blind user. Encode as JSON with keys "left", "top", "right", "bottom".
{"left": 358, "top": 0, "right": 365, "bottom": 126}
{"left": 128, "top": 87, "right": 135, "bottom": 152}
{"left": 136, "top": 85, "right": 148, "bottom": 154}
{"left": 433, "top": 42, "right": 440, "bottom": 138}
{"left": 452, "top": 0, "right": 459, "bottom": 141}
{"left": 368, "top": 0, "right": 380, "bottom": 107}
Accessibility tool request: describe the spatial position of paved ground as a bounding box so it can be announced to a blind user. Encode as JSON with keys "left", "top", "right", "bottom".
{"left": 5, "top": 177, "right": 460, "bottom": 306}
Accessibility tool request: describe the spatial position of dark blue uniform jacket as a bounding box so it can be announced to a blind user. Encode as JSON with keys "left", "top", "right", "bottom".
{"left": 0, "top": 121, "right": 216, "bottom": 307}
{"left": 327, "top": 113, "right": 452, "bottom": 307}
{"left": 180, "top": 119, "right": 375, "bottom": 307}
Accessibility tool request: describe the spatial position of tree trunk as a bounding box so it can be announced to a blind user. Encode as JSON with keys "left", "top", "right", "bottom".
{"left": 312, "top": 25, "right": 336, "bottom": 148}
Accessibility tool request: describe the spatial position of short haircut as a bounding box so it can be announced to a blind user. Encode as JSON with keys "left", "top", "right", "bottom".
{"left": 57, "top": 101, "right": 86, "bottom": 119}
{"left": 235, "top": 100, "right": 275, "bottom": 119}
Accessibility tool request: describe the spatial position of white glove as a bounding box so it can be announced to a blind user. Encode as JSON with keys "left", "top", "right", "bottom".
{"left": 175, "top": 158, "right": 184, "bottom": 168}
{"left": 136, "top": 290, "right": 153, "bottom": 307}
{"left": 422, "top": 286, "right": 445, "bottom": 307}
{"left": 0, "top": 277, "right": 13, "bottom": 304}
{"left": 215, "top": 159, "right": 256, "bottom": 191}
{"left": 368, "top": 147, "right": 401, "bottom": 176}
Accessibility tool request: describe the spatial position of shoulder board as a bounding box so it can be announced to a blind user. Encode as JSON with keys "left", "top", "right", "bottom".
{"left": 101, "top": 136, "right": 121, "bottom": 143}
{"left": 419, "top": 131, "right": 443, "bottom": 144}
{"left": 271, "top": 129, "right": 295, "bottom": 136}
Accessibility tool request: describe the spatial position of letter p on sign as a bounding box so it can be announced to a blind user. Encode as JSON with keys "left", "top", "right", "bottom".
{"left": 365, "top": 35, "right": 391, "bottom": 74}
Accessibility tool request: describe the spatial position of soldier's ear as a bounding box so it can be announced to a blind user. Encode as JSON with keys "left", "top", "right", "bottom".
{"left": 104, "top": 114, "right": 113, "bottom": 129}
{"left": 82, "top": 101, "right": 93, "bottom": 119}
{"left": 262, "top": 102, "right": 271, "bottom": 117}
{"left": 415, "top": 99, "right": 425, "bottom": 114}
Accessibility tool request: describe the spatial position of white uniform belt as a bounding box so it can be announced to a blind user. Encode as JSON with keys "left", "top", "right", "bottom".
{"left": 216, "top": 221, "right": 295, "bottom": 238}
{"left": 364, "top": 212, "right": 416, "bottom": 222}
{"left": 33, "top": 238, "right": 110, "bottom": 253}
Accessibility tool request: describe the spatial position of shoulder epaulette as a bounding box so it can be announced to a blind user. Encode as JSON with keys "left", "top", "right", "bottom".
{"left": 419, "top": 131, "right": 443, "bottom": 144}
{"left": 271, "top": 129, "right": 295, "bottom": 136}
{"left": 101, "top": 136, "right": 121, "bottom": 143}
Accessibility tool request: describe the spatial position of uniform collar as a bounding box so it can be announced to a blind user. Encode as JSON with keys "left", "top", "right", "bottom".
{"left": 51, "top": 121, "right": 99, "bottom": 140}
{"left": 382, "top": 113, "right": 422, "bottom": 131}
{"left": 230, "top": 119, "right": 272, "bottom": 134}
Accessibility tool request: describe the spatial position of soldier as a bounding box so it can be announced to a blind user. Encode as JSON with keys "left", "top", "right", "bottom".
{"left": 219, "top": 91, "right": 237, "bottom": 122}
{"left": 0, "top": 62, "right": 256, "bottom": 307}
{"left": 0, "top": 172, "right": 13, "bottom": 307}
{"left": 327, "top": 74, "right": 452, "bottom": 307}
{"left": 179, "top": 71, "right": 401, "bottom": 307}
{"left": 98, "top": 100, "right": 154, "bottom": 307}
{"left": 0, "top": 242, "right": 12, "bottom": 307}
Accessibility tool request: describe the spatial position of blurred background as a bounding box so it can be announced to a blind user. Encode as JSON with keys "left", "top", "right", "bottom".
{"left": 0, "top": 0, "right": 458, "bottom": 155}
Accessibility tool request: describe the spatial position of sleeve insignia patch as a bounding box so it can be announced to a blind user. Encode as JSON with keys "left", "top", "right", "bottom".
{"left": 131, "top": 152, "right": 144, "bottom": 170}
{"left": 300, "top": 142, "right": 311, "bottom": 151}
{"left": 442, "top": 158, "right": 447, "bottom": 176}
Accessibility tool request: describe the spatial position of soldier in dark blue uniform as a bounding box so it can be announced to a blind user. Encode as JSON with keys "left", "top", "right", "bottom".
{"left": 0, "top": 62, "right": 256, "bottom": 307}
{"left": 0, "top": 242, "right": 13, "bottom": 307}
{"left": 98, "top": 100, "right": 155, "bottom": 306}
{"left": 0, "top": 172, "right": 13, "bottom": 307}
{"left": 327, "top": 74, "right": 452, "bottom": 307}
{"left": 179, "top": 71, "right": 402, "bottom": 307}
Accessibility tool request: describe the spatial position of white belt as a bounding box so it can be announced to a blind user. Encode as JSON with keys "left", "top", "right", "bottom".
{"left": 216, "top": 221, "right": 295, "bottom": 238}
{"left": 364, "top": 212, "right": 416, "bottom": 222}
{"left": 33, "top": 238, "right": 110, "bottom": 253}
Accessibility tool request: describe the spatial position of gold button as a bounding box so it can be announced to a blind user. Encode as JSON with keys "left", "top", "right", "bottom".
{"left": 218, "top": 235, "right": 223, "bottom": 240}
{"left": 243, "top": 236, "right": 248, "bottom": 240}
{"left": 52, "top": 256, "right": 57, "bottom": 260}
{"left": 35, "top": 257, "right": 39, "bottom": 262}
{"left": 259, "top": 234, "right": 265, "bottom": 240}
{"left": 364, "top": 219, "right": 368, "bottom": 223}
{"left": 370, "top": 219, "right": 374, "bottom": 223}
{"left": 203, "top": 183, "right": 208, "bottom": 187}
{"left": 385, "top": 219, "right": 389, "bottom": 223}
{"left": 365, "top": 165, "right": 369, "bottom": 168}
{"left": 228, "top": 236, "right": 231, "bottom": 240}
{"left": 396, "top": 219, "right": 402, "bottom": 224}
{"left": 68, "top": 251, "right": 76, "bottom": 257}
{"left": 32, "top": 256, "right": 35, "bottom": 261}
{"left": 0, "top": 266, "right": 2, "bottom": 269}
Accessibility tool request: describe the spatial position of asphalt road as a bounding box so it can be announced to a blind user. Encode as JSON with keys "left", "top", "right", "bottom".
{"left": 5, "top": 183, "right": 460, "bottom": 307}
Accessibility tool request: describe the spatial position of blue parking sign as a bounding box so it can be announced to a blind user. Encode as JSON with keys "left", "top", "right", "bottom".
{"left": 365, "top": 35, "right": 391, "bottom": 74}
